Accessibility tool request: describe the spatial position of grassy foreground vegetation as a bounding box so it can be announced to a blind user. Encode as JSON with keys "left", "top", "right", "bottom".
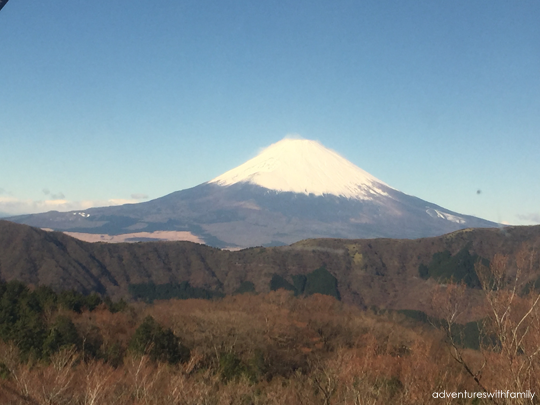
{"left": 1, "top": 247, "right": 539, "bottom": 404}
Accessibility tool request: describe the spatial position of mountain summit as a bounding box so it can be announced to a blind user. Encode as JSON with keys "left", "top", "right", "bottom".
{"left": 210, "top": 139, "right": 391, "bottom": 200}
{"left": 8, "top": 138, "right": 498, "bottom": 248}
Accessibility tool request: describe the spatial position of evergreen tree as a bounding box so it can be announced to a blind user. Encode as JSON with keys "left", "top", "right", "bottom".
{"left": 129, "top": 316, "right": 190, "bottom": 364}
{"left": 43, "top": 315, "right": 81, "bottom": 357}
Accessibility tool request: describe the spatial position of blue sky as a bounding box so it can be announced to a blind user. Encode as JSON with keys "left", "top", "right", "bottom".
{"left": 0, "top": 0, "right": 539, "bottom": 225}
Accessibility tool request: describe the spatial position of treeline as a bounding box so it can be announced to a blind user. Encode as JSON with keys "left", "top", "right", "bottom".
{"left": 128, "top": 265, "right": 341, "bottom": 302}
{"left": 0, "top": 280, "right": 126, "bottom": 361}
{"left": 128, "top": 281, "right": 224, "bottom": 303}
{"left": 269, "top": 266, "right": 341, "bottom": 300}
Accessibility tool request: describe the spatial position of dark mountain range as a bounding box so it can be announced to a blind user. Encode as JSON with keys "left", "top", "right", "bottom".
{"left": 1, "top": 220, "right": 538, "bottom": 315}
{"left": 8, "top": 139, "right": 498, "bottom": 248}
{"left": 0, "top": 0, "right": 10, "bottom": 12}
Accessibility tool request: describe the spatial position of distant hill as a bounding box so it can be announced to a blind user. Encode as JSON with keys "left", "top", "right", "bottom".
{"left": 1, "top": 220, "right": 539, "bottom": 315}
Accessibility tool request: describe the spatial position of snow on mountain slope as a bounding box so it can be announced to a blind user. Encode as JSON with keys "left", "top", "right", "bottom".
{"left": 7, "top": 137, "right": 500, "bottom": 248}
{"left": 426, "top": 208, "right": 466, "bottom": 224}
{"left": 210, "top": 139, "right": 394, "bottom": 200}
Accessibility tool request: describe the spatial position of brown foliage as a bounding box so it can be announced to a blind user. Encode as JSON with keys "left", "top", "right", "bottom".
{"left": 432, "top": 246, "right": 540, "bottom": 404}
{"left": 0, "top": 290, "right": 513, "bottom": 405}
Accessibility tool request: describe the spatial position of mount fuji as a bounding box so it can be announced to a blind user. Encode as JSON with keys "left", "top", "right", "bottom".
{"left": 9, "top": 139, "right": 498, "bottom": 248}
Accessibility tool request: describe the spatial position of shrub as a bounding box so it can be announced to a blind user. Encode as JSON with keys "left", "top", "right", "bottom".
{"left": 43, "top": 315, "right": 81, "bottom": 357}
{"left": 219, "top": 352, "right": 245, "bottom": 382}
{"left": 129, "top": 316, "right": 190, "bottom": 365}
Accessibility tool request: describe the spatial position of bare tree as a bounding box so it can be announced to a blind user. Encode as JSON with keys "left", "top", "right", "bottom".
{"left": 433, "top": 246, "right": 540, "bottom": 405}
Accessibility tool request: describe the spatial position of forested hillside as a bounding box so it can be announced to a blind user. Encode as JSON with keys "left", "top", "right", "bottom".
{"left": 1, "top": 276, "right": 540, "bottom": 405}
{"left": 2, "top": 221, "right": 540, "bottom": 403}
{"left": 1, "top": 220, "right": 539, "bottom": 315}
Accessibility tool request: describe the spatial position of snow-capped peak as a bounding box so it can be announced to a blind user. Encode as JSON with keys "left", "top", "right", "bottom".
{"left": 209, "top": 138, "right": 394, "bottom": 200}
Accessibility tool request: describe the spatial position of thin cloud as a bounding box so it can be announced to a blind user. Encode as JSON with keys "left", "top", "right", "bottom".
{"left": 106, "top": 198, "right": 138, "bottom": 206}
{"left": 517, "top": 213, "right": 540, "bottom": 224}
{"left": 284, "top": 133, "right": 305, "bottom": 140}
{"left": 42, "top": 189, "right": 65, "bottom": 199}
{"left": 0, "top": 196, "right": 139, "bottom": 216}
{"left": 131, "top": 193, "right": 149, "bottom": 200}
{"left": 51, "top": 192, "right": 66, "bottom": 199}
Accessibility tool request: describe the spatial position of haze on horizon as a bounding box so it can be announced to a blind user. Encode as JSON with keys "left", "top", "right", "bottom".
{"left": 0, "top": 1, "right": 539, "bottom": 226}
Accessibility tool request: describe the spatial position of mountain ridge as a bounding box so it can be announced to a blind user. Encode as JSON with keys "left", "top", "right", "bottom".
{"left": 1, "top": 220, "right": 538, "bottom": 316}
{"left": 7, "top": 139, "right": 499, "bottom": 247}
